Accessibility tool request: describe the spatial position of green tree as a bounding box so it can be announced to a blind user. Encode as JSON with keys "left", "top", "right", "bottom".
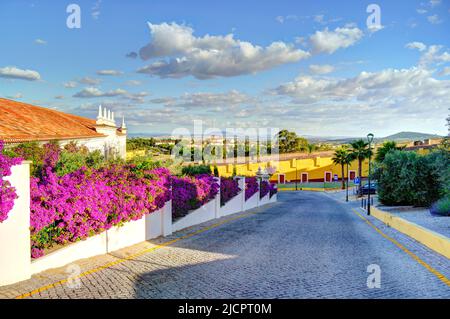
{"left": 375, "top": 141, "right": 403, "bottom": 163}
{"left": 332, "top": 147, "right": 352, "bottom": 189}
{"left": 350, "top": 139, "right": 372, "bottom": 193}
{"left": 377, "top": 150, "right": 444, "bottom": 206}
{"left": 306, "top": 143, "right": 316, "bottom": 154}
{"left": 276, "top": 130, "right": 299, "bottom": 153}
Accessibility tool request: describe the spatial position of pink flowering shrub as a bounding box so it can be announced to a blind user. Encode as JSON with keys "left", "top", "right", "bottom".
{"left": 30, "top": 145, "right": 171, "bottom": 258}
{"left": 0, "top": 141, "right": 22, "bottom": 223}
{"left": 172, "top": 174, "right": 219, "bottom": 219}
{"left": 260, "top": 180, "right": 270, "bottom": 198}
{"left": 245, "top": 177, "right": 259, "bottom": 200}
{"left": 220, "top": 177, "right": 241, "bottom": 206}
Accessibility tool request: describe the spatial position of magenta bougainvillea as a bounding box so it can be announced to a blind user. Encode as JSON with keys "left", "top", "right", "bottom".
{"left": 172, "top": 174, "right": 219, "bottom": 219}
{"left": 245, "top": 176, "right": 259, "bottom": 201}
{"left": 30, "top": 146, "right": 171, "bottom": 258}
{"left": 220, "top": 177, "right": 241, "bottom": 206}
{"left": 269, "top": 183, "right": 277, "bottom": 198}
{"left": 260, "top": 180, "right": 270, "bottom": 198}
{"left": 0, "top": 141, "right": 22, "bottom": 223}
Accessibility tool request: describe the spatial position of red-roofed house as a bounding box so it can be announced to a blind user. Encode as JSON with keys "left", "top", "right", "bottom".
{"left": 0, "top": 98, "right": 127, "bottom": 159}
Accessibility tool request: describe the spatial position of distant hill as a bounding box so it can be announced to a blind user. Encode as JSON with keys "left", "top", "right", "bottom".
{"left": 377, "top": 131, "right": 443, "bottom": 142}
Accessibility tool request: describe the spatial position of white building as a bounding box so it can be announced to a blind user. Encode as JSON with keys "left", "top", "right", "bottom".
{"left": 0, "top": 98, "right": 127, "bottom": 159}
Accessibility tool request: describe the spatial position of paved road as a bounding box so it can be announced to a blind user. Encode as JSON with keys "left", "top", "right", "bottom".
{"left": 1, "top": 191, "right": 449, "bottom": 298}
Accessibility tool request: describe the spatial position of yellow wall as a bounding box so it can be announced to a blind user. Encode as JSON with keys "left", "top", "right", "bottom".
{"left": 126, "top": 149, "right": 146, "bottom": 161}
{"left": 214, "top": 156, "right": 369, "bottom": 182}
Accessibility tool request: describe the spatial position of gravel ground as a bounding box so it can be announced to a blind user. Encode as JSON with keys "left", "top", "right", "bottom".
{"left": 378, "top": 206, "right": 450, "bottom": 238}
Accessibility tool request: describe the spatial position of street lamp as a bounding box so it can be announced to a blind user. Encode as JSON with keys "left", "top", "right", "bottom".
{"left": 367, "top": 133, "right": 374, "bottom": 215}
{"left": 346, "top": 159, "right": 349, "bottom": 202}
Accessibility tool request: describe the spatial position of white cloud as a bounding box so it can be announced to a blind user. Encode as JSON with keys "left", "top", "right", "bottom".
{"left": 271, "top": 67, "right": 450, "bottom": 106}
{"left": 417, "top": 8, "right": 427, "bottom": 14}
{"left": 125, "top": 80, "right": 142, "bottom": 86}
{"left": 0, "top": 66, "right": 41, "bottom": 81}
{"left": 267, "top": 67, "right": 450, "bottom": 135}
{"left": 73, "top": 87, "right": 127, "bottom": 98}
{"left": 275, "top": 15, "right": 298, "bottom": 24}
{"left": 79, "top": 77, "right": 102, "bottom": 85}
{"left": 313, "top": 15, "right": 324, "bottom": 24}
{"left": 96, "top": 69, "right": 124, "bottom": 76}
{"left": 34, "top": 39, "right": 47, "bottom": 45}
{"left": 309, "top": 26, "right": 363, "bottom": 54}
{"left": 427, "top": 14, "right": 442, "bottom": 24}
{"left": 63, "top": 81, "right": 77, "bottom": 88}
{"left": 91, "top": 0, "right": 101, "bottom": 19}
{"left": 137, "top": 22, "right": 310, "bottom": 79}
{"left": 6, "top": 93, "right": 23, "bottom": 99}
{"left": 275, "top": 16, "right": 284, "bottom": 24}
{"left": 430, "top": 0, "right": 441, "bottom": 7}
{"left": 151, "top": 90, "right": 254, "bottom": 109}
{"left": 405, "top": 41, "right": 427, "bottom": 51}
{"left": 419, "top": 45, "right": 450, "bottom": 66}
{"left": 309, "top": 64, "right": 335, "bottom": 74}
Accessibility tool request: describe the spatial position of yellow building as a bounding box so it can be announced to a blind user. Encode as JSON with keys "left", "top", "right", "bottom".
{"left": 214, "top": 155, "right": 369, "bottom": 183}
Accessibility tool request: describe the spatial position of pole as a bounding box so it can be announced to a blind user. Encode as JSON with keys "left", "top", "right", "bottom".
{"left": 346, "top": 162, "right": 349, "bottom": 202}
{"left": 295, "top": 164, "right": 298, "bottom": 191}
{"left": 367, "top": 141, "right": 372, "bottom": 215}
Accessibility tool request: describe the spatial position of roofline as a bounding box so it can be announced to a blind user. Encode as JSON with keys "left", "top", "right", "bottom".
{"left": 1, "top": 134, "right": 108, "bottom": 144}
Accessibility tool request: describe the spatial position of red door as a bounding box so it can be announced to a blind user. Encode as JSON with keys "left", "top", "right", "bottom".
{"left": 350, "top": 171, "right": 356, "bottom": 180}
{"left": 325, "top": 172, "right": 332, "bottom": 182}
{"left": 279, "top": 174, "right": 285, "bottom": 184}
{"left": 301, "top": 173, "right": 308, "bottom": 183}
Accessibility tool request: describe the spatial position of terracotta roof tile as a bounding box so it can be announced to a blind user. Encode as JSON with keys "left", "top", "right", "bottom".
{"left": 0, "top": 98, "right": 106, "bottom": 143}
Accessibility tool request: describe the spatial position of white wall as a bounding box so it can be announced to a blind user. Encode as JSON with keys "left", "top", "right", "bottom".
{"left": 0, "top": 162, "right": 31, "bottom": 286}
{"left": 172, "top": 199, "right": 217, "bottom": 233}
{"left": 0, "top": 170, "right": 276, "bottom": 286}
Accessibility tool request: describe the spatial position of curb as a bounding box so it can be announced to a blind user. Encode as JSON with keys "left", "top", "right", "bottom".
{"left": 370, "top": 206, "right": 450, "bottom": 259}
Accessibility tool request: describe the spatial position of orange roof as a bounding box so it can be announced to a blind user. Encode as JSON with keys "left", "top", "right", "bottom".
{"left": 0, "top": 98, "right": 105, "bottom": 143}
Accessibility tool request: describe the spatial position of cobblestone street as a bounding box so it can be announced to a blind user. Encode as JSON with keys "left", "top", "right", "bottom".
{"left": 1, "top": 191, "right": 449, "bottom": 299}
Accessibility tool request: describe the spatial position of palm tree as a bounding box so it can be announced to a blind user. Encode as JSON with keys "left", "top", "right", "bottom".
{"left": 306, "top": 143, "right": 316, "bottom": 154}
{"left": 332, "top": 147, "right": 352, "bottom": 189}
{"left": 375, "top": 141, "right": 403, "bottom": 163}
{"left": 350, "top": 139, "right": 372, "bottom": 194}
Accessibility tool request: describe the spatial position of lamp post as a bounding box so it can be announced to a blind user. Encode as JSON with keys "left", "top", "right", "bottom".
{"left": 367, "top": 133, "right": 374, "bottom": 215}
{"left": 346, "top": 160, "right": 349, "bottom": 202}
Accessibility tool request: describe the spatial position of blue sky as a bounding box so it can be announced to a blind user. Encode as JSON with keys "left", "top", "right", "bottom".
{"left": 0, "top": 0, "right": 449, "bottom": 137}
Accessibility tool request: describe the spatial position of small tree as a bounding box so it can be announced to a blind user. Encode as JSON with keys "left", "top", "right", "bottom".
{"left": 332, "top": 148, "right": 350, "bottom": 189}
{"left": 350, "top": 139, "right": 371, "bottom": 194}
{"left": 375, "top": 141, "right": 403, "bottom": 163}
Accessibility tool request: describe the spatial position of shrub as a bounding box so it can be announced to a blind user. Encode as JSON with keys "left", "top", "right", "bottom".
{"left": 430, "top": 196, "right": 450, "bottom": 216}
{"left": 127, "top": 155, "right": 162, "bottom": 175}
{"left": 55, "top": 151, "right": 86, "bottom": 176}
{"left": 171, "top": 174, "right": 219, "bottom": 219}
{"left": 181, "top": 164, "right": 212, "bottom": 176}
{"left": 0, "top": 141, "right": 22, "bottom": 223}
{"left": 245, "top": 177, "right": 259, "bottom": 200}
{"left": 377, "top": 150, "right": 445, "bottom": 207}
{"left": 220, "top": 177, "right": 241, "bottom": 206}
{"left": 8, "top": 141, "right": 45, "bottom": 177}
